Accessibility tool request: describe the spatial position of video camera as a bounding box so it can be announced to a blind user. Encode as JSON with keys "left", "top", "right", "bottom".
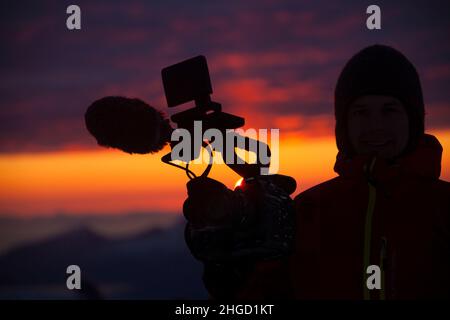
{"left": 161, "top": 56, "right": 296, "bottom": 262}
{"left": 85, "top": 55, "right": 297, "bottom": 262}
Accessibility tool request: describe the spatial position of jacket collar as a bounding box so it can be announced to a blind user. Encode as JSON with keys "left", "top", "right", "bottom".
{"left": 333, "top": 134, "right": 442, "bottom": 182}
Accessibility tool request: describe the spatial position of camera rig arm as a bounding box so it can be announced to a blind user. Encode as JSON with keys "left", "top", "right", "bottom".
{"left": 160, "top": 55, "right": 271, "bottom": 180}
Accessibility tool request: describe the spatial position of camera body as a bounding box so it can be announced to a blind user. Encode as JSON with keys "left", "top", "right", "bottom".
{"left": 184, "top": 175, "right": 296, "bottom": 263}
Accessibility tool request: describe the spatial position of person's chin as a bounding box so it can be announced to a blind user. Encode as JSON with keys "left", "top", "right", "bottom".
{"left": 359, "top": 143, "right": 396, "bottom": 159}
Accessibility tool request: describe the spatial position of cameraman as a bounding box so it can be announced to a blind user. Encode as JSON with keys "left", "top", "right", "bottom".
{"left": 184, "top": 45, "right": 450, "bottom": 299}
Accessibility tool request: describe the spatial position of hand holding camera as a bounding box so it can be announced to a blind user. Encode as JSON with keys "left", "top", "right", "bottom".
{"left": 183, "top": 174, "right": 296, "bottom": 263}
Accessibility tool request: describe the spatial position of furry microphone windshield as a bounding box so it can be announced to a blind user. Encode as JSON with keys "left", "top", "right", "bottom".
{"left": 85, "top": 96, "right": 173, "bottom": 154}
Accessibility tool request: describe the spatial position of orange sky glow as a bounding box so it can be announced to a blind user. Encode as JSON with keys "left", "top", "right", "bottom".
{"left": 1, "top": 129, "right": 449, "bottom": 216}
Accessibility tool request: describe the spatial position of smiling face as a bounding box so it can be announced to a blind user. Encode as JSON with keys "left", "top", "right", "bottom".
{"left": 347, "top": 95, "right": 409, "bottom": 159}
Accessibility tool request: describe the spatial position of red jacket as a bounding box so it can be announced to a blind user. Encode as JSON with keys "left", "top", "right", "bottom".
{"left": 235, "top": 134, "right": 450, "bottom": 299}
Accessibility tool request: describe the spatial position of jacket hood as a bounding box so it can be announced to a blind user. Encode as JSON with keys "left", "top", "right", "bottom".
{"left": 334, "top": 45, "right": 425, "bottom": 157}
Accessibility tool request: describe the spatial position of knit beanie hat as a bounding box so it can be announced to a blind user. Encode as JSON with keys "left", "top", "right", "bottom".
{"left": 334, "top": 44, "right": 425, "bottom": 156}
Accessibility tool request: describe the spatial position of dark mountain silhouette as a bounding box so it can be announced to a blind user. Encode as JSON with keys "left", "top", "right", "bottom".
{"left": 0, "top": 219, "right": 207, "bottom": 299}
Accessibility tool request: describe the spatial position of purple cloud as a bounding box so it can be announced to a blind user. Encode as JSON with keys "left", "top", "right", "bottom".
{"left": 0, "top": 0, "right": 449, "bottom": 152}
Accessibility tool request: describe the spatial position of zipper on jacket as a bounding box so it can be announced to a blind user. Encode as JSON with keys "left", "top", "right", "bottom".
{"left": 379, "top": 237, "right": 387, "bottom": 300}
{"left": 363, "top": 158, "right": 377, "bottom": 300}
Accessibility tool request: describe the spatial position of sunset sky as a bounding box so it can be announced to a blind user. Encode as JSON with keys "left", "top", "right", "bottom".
{"left": 1, "top": 0, "right": 449, "bottom": 216}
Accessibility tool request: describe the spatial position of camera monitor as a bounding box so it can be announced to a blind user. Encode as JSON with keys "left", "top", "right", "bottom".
{"left": 162, "top": 55, "right": 213, "bottom": 108}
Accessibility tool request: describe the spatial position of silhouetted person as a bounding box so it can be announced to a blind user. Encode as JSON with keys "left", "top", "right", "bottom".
{"left": 183, "top": 45, "right": 450, "bottom": 299}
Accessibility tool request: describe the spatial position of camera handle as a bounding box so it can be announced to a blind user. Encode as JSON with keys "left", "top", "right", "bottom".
{"left": 161, "top": 134, "right": 270, "bottom": 180}
{"left": 161, "top": 98, "right": 270, "bottom": 180}
{"left": 222, "top": 131, "right": 271, "bottom": 179}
